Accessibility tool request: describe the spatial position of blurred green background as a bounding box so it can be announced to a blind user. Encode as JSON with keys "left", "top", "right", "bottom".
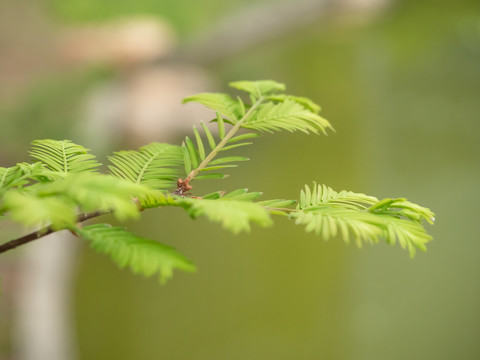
{"left": 1, "top": 0, "right": 479, "bottom": 359}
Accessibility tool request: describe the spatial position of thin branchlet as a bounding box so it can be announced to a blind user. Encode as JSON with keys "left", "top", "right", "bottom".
{"left": 0, "top": 211, "right": 109, "bottom": 254}
{"left": 183, "top": 97, "right": 264, "bottom": 185}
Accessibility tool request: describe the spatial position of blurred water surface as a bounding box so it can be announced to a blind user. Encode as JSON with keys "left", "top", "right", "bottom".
{"left": 1, "top": 0, "right": 479, "bottom": 359}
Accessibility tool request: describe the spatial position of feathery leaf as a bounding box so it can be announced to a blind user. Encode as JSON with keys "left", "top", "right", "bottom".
{"left": 291, "top": 183, "right": 434, "bottom": 256}
{"left": 0, "top": 166, "right": 26, "bottom": 196}
{"left": 243, "top": 100, "right": 332, "bottom": 134}
{"left": 30, "top": 139, "right": 101, "bottom": 174}
{"left": 178, "top": 194, "right": 273, "bottom": 234}
{"left": 229, "top": 80, "right": 286, "bottom": 98}
{"left": 182, "top": 93, "right": 242, "bottom": 122}
{"left": 108, "top": 142, "right": 183, "bottom": 191}
{"left": 266, "top": 94, "right": 321, "bottom": 113}
{"left": 3, "top": 190, "right": 76, "bottom": 229}
{"left": 77, "top": 224, "right": 196, "bottom": 284}
{"left": 200, "top": 122, "right": 216, "bottom": 150}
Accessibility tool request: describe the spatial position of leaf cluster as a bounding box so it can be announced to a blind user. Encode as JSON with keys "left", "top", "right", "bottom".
{"left": 0, "top": 80, "right": 435, "bottom": 283}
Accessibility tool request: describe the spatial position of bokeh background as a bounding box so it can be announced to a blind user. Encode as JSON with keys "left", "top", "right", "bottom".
{"left": 1, "top": 0, "right": 479, "bottom": 359}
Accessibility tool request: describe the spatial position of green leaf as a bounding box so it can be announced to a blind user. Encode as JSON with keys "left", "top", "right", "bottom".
{"left": 200, "top": 122, "right": 216, "bottom": 150}
{"left": 228, "top": 132, "right": 260, "bottom": 143}
{"left": 229, "top": 80, "right": 286, "bottom": 98}
{"left": 267, "top": 94, "right": 322, "bottom": 113}
{"left": 243, "top": 100, "right": 333, "bottom": 134}
{"left": 3, "top": 190, "right": 76, "bottom": 229}
{"left": 209, "top": 156, "right": 249, "bottom": 165}
{"left": 298, "top": 183, "right": 378, "bottom": 210}
{"left": 182, "top": 93, "right": 241, "bottom": 122}
{"left": 291, "top": 208, "right": 384, "bottom": 247}
{"left": 39, "top": 173, "right": 149, "bottom": 221}
{"left": 369, "top": 198, "right": 435, "bottom": 224}
{"left": 291, "top": 183, "right": 434, "bottom": 256}
{"left": 0, "top": 166, "right": 26, "bottom": 196}
{"left": 179, "top": 197, "right": 273, "bottom": 234}
{"left": 182, "top": 143, "right": 191, "bottom": 175}
{"left": 108, "top": 143, "right": 183, "bottom": 190}
{"left": 220, "top": 142, "right": 253, "bottom": 152}
{"left": 77, "top": 224, "right": 196, "bottom": 284}
{"left": 200, "top": 165, "right": 238, "bottom": 172}
{"left": 193, "top": 126, "right": 206, "bottom": 160}
{"left": 379, "top": 216, "right": 431, "bottom": 257}
{"left": 185, "top": 137, "right": 199, "bottom": 169}
{"left": 194, "top": 173, "right": 227, "bottom": 180}
{"left": 30, "top": 139, "right": 101, "bottom": 174}
{"left": 217, "top": 112, "right": 225, "bottom": 139}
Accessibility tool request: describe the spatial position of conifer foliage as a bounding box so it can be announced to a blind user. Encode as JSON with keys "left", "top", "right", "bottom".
{"left": 0, "top": 80, "right": 435, "bottom": 283}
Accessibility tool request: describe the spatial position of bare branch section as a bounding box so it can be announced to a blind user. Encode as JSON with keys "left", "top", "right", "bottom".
{"left": 0, "top": 211, "right": 108, "bottom": 254}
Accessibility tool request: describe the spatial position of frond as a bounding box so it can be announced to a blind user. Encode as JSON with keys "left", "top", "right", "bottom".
{"left": 181, "top": 120, "right": 258, "bottom": 179}
{"left": 40, "top": 173, "right": 152, "bottom": 220}
{"left": 242, "top": 100, "right": 332, "bottom": 134}
{"left": 182, "top": 93, "right": 243, "bottom": 122}
{"left": 290, "top": 183, "right": 435, "bottom": 256}
{"left": 266, "top": 94, "right": 321, "bottom": 113}
{"left": 1, "top": 173, "right": 153, "bottom": 229}
{"left": 30, "top": 139, "right": 101, "bottom": 174}
{"left": 291, "top": 208, "right": 384, "bottom": 246}
{"left": 108, "top": 142, "right": 183, "bottom": 191}
{"left": 378, "top": 216, "right": 431, "bottom": 257}
{"left": 177, "top": 189, "right": 272, "bottom": 234}
{"left": 298, "top": 182, "right": 378, "bottom": 210}
{"left": 0, "top": 166, "right": 26, "bottom": 196}
{"left": 229, "top": 80, "right": 286, "bottom": 99}
{"left": 16, "top": 162, "right": 64, "bottom": 182}
{"left": 2, "top": 190, "right": 76, "bottom": 229}
{"left": 77, "top": 224, "right": 196, "bottom": 284}
{"left": 369, "top": 198, "right": 435, "bottom": 224}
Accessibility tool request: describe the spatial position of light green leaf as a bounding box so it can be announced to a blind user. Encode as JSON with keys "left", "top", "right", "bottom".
{"left": 298, "top": 182, "right": 378, "bottom": 210}
{"left": 220, "top": 142, "right": 253, "bottom": 152}
{"left": 217, "top": 112, "right": 225, "bottom": 139}
{"left": 108, "top": 142, "right": 183, "bottom": 190}
{"left": 193, "top": 126, "right": 206, "bottom": 160}
{"left": 39, "top": 173, "right": 150, "bottom": 221}
{"left": 179, "top": 197, "right": 273, "bottom": 234}
{"left": 3, "top": 190, "right": 76, "bottom": 229}
{"left": 200, "top": 122, "right": 216, "bottom": 150}
{"left": 291, "top": 182, "right": 434, "bottom": 256}
{"left": 183, "top": 93, "right": 241, "bottom": 122}
{"left": 229, "top": 80, "right": 286, "bottom": 98}
{"left": 185, "top": 137, "right": 199, "bottom": 169}
{"left": 267, "top": 94, "right": 321, "bottom": 113}
{"left": 195, "top": 173, "right": 226, "bottom": 180}
{"left": 229, "top": 132, "right": 260, "bottom": 143}
{"left": 182, "top": 143, "right": 191, "bottom": 175}
{"left": 78, "top": 224, "right": 196, "bottom": 284}
{"left": 209, "top": 156, "right": 249, "bottom": 165}
{"left": 0, "top": 166, "right": 26, "bottom": 196}
{"left": 243, "top": 100, "right": 332, "bottom": 134}
{"left": 30, "top": 139, "right": 101, "bottom": 174}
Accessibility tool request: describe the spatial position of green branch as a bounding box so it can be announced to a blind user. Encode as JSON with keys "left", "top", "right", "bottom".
{"left": 185, "top": 97, "right": 263, "bottom": 184}
{"left": 0, "top": 210, "right": 110, "bottom": 254}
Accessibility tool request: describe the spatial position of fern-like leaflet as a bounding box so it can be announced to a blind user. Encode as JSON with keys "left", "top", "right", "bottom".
{"left": 30, "top": 139, "right": 101, "bottom": 174}
{"left": 108, "top": 142, "right": 184, "bottom": 191}
{"left": 76, "top": 224, "right": 196, "bottom": 284}
{"left": 289, "top": 183, "right": 434, "bottom": 257}
{"left": 180, "top": 80, "right": 333, "bottom": 188}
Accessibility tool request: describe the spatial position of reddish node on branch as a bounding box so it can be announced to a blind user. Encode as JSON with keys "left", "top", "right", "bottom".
{"left": 174, "top": 178, "right": 193, "bottom": 196}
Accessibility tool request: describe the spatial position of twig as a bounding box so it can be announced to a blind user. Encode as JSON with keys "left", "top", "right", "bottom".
{"left": 0, "top": 211, "right": 109, "bottom": 254}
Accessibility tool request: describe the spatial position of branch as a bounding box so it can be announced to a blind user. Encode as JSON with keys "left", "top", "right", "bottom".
{"left": 184, "top": 97, "right": 263, "bottom": 184}
{"left": 0, "top": 211, "right": 109, "bottom": 254}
